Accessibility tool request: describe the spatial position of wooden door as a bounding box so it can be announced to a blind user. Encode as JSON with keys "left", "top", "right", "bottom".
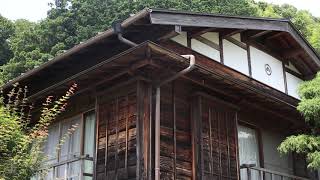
{"left": 193, "top": 94, "right": 239, "bottom": 180}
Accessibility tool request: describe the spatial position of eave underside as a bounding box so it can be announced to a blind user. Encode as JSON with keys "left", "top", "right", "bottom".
{"left": 19, "top": 42, "right": 303, "bottom": 130}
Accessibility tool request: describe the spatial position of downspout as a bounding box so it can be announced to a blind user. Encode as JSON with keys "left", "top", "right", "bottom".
{"left": 112, "top": 19, "right": 196, "bottom": 178}
{"left": 155, "top": 55, "right": 196, "bottom": 180}
{"left": 112, "top": 21, "right": 138, "bottom": 47}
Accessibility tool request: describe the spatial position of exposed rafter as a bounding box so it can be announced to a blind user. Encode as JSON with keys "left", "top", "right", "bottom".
{"left": 249, "top": 30, "right": 272, "bottom": 39}
{"left": 221, "top": 29, "right": 246, "bottom": 38}
{"left": 225, "top": 37, "right": 247, "bottom": 50}
{"left": 189, "top": 27, "right": 218, "bottom": 38}
{"left": 193, "top": 36, "right": 220, "bottom": 51}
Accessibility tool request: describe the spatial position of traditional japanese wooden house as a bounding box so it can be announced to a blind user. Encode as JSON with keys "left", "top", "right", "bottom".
{"left": 3, "top": 8, "right": 320, "bottom": 180}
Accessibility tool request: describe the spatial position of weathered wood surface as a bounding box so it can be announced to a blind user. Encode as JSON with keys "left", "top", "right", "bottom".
{"left": 96, "top": 90, "right": 138, "bottom": 180}
{"left": 160, "top": 84, "right": 193, "bottom": 180}
{"left": 193, "top": 95, "right": 238, "bottom": 180}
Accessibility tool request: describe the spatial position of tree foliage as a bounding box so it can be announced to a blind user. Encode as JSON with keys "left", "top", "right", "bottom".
{"left": 0, "top": 83, "right": 77, "bottom": 179}
{"left": 0, "top": 0, "right": 320, "bottom": 173}
{"left": 278, "top": 73, "right": 320, "bottom": 169}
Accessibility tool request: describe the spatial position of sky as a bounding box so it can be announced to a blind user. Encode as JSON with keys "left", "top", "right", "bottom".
{"left": 0, "top": 0, "right": 319, "bottom": 22}
{"left": 0, "top": 0, "right": 54, "bottom": 22}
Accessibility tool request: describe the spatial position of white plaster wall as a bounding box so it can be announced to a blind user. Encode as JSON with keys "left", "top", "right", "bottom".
{"left": 223, "top": 39, "right": 249, "bottom": 75}
{"left": 250, "top": 47, "right": 285, "bottom": 92}
{"left": 201, "top": 32, "right": 219, "bottom": 44}
{"left": 262, "top": 130, "right": 294, "bottom": 179}
{"left": 171, "top": 32, "right": 188, "bottom": 47}
{"left": 286, "top": 72, "right": 303, "bottom": 99}
{"left": 231, "top": 33, "right": 242, "bottom": 42}
{"left": 191, "top": 38, "right": 221, "bottom": 62}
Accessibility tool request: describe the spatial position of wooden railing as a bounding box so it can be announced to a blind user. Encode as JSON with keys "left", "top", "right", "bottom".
{"left": 240, "top": 164, "right": 309, "bottom": 180}
{"left": 32, "top": 155, "right": 94, "bottom": 180}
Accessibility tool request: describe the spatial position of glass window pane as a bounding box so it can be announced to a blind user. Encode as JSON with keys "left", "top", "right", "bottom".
{"left": 68, "top": 161, "right": 81, "bottom": 179}
{"left": 56, "top": 164, "right": 66, "bottom": 179}
{"left": 83, "top": 111, "right": 95, "bottom": 176}
{"left": 59, "top": 116, "right": 81, "bottom": 161}
{"left": 84, "top": 176, "right": 93, "bottom": 180}
{"left": 84, "top": 111, "right": 95, "bottom": 157}
{"left": 238, "top": 125, "right": 260, "bottom": 180}
{"left": 84, "top": 160, "right": 94, "bottom": 174}
{"left": 60, "top": 120, "right": 71, "bottom": 161}
{"left": 45, "top": 123, "right": 59, "bottom": 165}
{"left": 70, "top": 117, "right": 81, "bottom": 158}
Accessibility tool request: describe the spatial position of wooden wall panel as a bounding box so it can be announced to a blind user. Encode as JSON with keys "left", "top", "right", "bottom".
{"left": 96, "top": 92, "right": 138, "bottom": 180}
{"left": 194, "top": 94, "right": 238, "bottom": 180}
{"left": 160, "top": 84, "right": 193, "bottom": 180}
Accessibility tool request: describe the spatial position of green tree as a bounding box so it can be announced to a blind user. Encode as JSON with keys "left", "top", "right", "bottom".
{"left": 0, "top": 15, "right": 14, "bottom": 65}
{"left": 0, "top": 84, "right": 77, "bottom": 179}
{"left": 279, "top": 73, "right": 320, "bottom": 169}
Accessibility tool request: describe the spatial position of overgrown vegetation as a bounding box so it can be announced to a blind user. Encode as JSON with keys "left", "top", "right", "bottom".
{"left": 279, "top": 73, "right": 320, "bottom": 169}
{"left": 0, "top": 83, "right": 77, "bottom": 180}
{"left": 0, "top": 0, "right": 320, "bottom": 84}
{"left": 1, "top": 0, "right": 320, "bottom": 173}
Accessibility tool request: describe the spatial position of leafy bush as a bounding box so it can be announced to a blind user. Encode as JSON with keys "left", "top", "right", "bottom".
{"left": 279, "top": 73, "right": 320, "bottom": 169}
{"left": 0, "top": 83, "right": 77, "bottom": 180}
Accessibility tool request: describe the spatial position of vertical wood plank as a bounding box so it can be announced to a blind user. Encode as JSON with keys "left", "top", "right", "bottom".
{"left": 219, "top": 34, "right": 224, "bottom": 64}
{"left": 148, "top": 85, "right": 154, "bottom": 180}
{"left": 208, "top": 108, "right": 213, "bottom": 177}
{"left": 282, "top": 61, "right": 288, "bottom": 94}
{"left": 235, "top": 112, "right": 240, "bottom": 180}
{"left": 187, "top": 32, "right": 192, "bottom": 48}
{"left": 115, "top": 98, "right": 119, "bottom": 180}
{"left": 199, "top": 96, "right": 204, "bottom": 179}
{"left": 247, "top": 44, "right": 253, "bottom": 77}
{"left": 125, "top": 95, "right": 129, "bottom": 177}
{"left": 194, "top": 93, "right": 239, "bottom": 180}
{"left": 94, "top": 97, "right": 99, "bottom": 180}
{"left": 136, "top": 81, "right": 142, "bottom": 180}
{"left": 172, "top": 82, "right": 177, "bottom": 180}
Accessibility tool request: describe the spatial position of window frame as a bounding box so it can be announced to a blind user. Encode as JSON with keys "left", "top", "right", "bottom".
{"left": 237, "top": 121, "right": 264, "bottom": 168}
{"left": 42, "top": 108, "right": 96, "bottom": 180}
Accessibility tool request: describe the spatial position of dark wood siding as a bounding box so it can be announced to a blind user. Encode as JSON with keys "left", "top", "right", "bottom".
{"left": 96, "top": 91, "right": 138, "bottom": 180}
{"left": 160, "top": 84, "right": 193, "bottom": 180}
{"left": 193, "top": 94, "right": 239, "bottom": 180}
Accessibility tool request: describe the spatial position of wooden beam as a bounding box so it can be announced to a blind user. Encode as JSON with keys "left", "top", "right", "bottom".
{"left": 282, "top": 61, "right": 288, "bottom": 94}
{"left": 193, "top": 36, "right": 220, "bottom": 51}
{"left": 219, "top": 34, "right": 224, "bottom": 64}
{"left": 281, "top": 49, "right": 305, "bottom": 58}
{"left": 157, "top": 30, "right": 179, "bottom": 41}
{"left": 221, "top": 29, "right": 245, "bottom": 38}
{"left": 225, "top": 37, "right": 247, "bottom": 50}
{"left": 190, "top": 27, "right": 217, "bottom": 38}
{"left": 266, "top": 32, "right": 287, "bottom": 40}
{"left": 246, "top": 40, "right": 285, "bottom": 61}
{"left": 249, "top": 30, "right": 272, "bottom": 39}
{"left": 157, "top": 25, "right": 182, "bottom": 41}
{"left": 150, "top": 11, "right": 289, "bottom": 31}
{"left": 285, "top": 67, "right": 305, "bottom": 80}
{"left": 247, "top": 43, "right": 252, "bottom": 77}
